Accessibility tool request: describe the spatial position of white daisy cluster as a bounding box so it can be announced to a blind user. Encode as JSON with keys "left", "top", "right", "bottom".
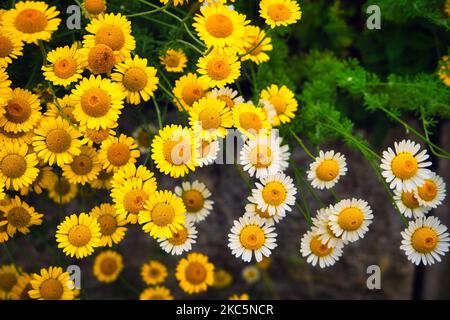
{"left": 380, "top": 139, "right": 449, "bottom": 265}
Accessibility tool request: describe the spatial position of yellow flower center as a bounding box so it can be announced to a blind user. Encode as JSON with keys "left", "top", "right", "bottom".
{"left": 168, "top": 226, "right": 188, "bottom": 246}
{"left": 182, "top": 190, "right": 205, "bottom": 213}
{"left": 71, "top": 154, "right": 93, "bottom": 175}
{"left": 239, "top": 225, "right": 266, "bottom": 250}
{"left": 0, "top": 35, "right": 13, "bottom": 58}
{"left": 205, "top": 14, "right": 234, "bottom": 38}
{"left": 249, "top": 144, "right": 273, "bottom": 168}
{"left": 261, "top": 181, "right": 287, "bottom": 206}
{"left": 163, "top": 138, "right": 191, "bottom": 165}
{"left": 0, "top": 273, "right": 17, "bottom": 292}
{"left": 106, "top": 142, "right": 131, "bottom": 166}
{"left": 255, "top": 206, "right": 271, "bottom": 218}
{"left": 401, "top": 191, "right": 420, "bottom": 209}
{"left": 310, "top": 236, "right": 332, "bottom": 257}
{"left": 151, "top": 203, "right": 175, "bottom": 227}
{"left": 123, "top": 67, "right": 148, "bottom": 92}
{"left": 315, "top": 159, "right": 340, "bottom": 182}
{"left": 1, "top": 154, "right": 26, "bottom": 178}
{"left": 239, "top": 111, "right": 263, "bottom": 133}
{"left": 337, "top": 207, "right": 364, "bottom": 231}
{"left": 95, "top": 24, "right": 125, "bottom": 51}
{"left": 87, "top": 44, "right": 116, "bottom": 74}
{"left": 217, "top": 94, "right": 235, "bottom": 109}
{"left": 7, "top": 207, "right": 31, "bottom": 228}
{"left": 411, "top": 227, "right": 438, "bottom": 253}
{"left": 199, "top": 107, "right": 222, "bottom": 130}
{"left": 148, "top": 267, "right": 161, "bottom": 278}
{"left": 14, "top": 9, "right": 48, "bottom": 34}
{"left": 53, "top": 58, "right": 78, "bottom": 79}
{"left": 185, "top": 262, "right": 207, "bottom": 285}
{"left": 40, "top": 279, "right": 64, "bottom": 300}
{"left": 68, "top": 225, "right": 92, "bottom": 247}
{"left": 267, "top": 4, "right": 292, "bottom": 22}
{"left": 123, "top": 189, "right": 148, "bottom": 215}
{"left": 54, "top": 178, "right": 71, "bottom": 196}
{"left": 181, "top": 83, "right": 205, "bottom": 107}
{"left": 163, "top": 54, "right": 180, "bottom": 68}
{"left": 417, "top": 179, "right": 438, "bottom": 202}
{"left": 269, "top": 96, "right": 287, "bottom": 114}
{"left": 100, "top": 257, "right": 118, "bottom": 275}
{"left": 207, "top": 58, "right": 231, "bottom": 80}
{"left": 81, "top": 87, "right": 111, "bottom": 118}
{"left": 5, "top": 97, "right": 31, "bottom": 123}
{"left": 84, "top": 0, "right": 106, "bottom": 15}
{"left": 391, "top": 152, "right": 418, "bottom": 180}
{"left": 46, "top": 129, "right": 72, "bottom": 153}
{"left": 97, "top": 214, "right": 117, "bottom": 235}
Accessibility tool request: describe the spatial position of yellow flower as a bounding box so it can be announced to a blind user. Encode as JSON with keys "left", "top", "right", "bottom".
{"left": 81, "top": 126, "right": 116, "bottom": 147}
{"left": 175, "top": 252, "right": 215, "bottom": 294}
{"left": 0, "top": 29, "right": 24, "bottom": 68}
{"left": 71, "top": 75, "right": 126, "bottom": 130}
{"left": 78, "top": 43, "right": 117, "bottom": 75}
{"left": 259, "top": 0, "right": 302, "bottom": 28}
{"left": 32, "top": 116, "right": 85, "bottom": 167}
{"left": 98, "top": 134, "right": 141, "bottom": 173}
{"left": 29, "top": 266, "right": 75, "bottom": 300}
{"left": 111, "top": 55, "right": 159, "bottom": 105}
{"left": 82, "top": 0, "right": 107, "bottom": 18}
{"left": 90, "top": 203, "right": 127, "bottom": 247}
{"left": 212, "top": 268, "right": 232, "bottom": 288}
{"left": 0, "top": 87, "right": 42, "bottom": 133}
{"left": 44, "top": 95, "right": 78, "bottom": 125}
{"left": 48, "top": 176, "right": 78, "bottom": 204}
{"left": 140, "top": 286, "right": 174, "bottom": 300}
{"left": 160, "top": 49, "right": 188, "bottom": 73}
{"left": 0, "top": 68, "right": 12, "bottom": 107}
{"left": 240, "top": 26, "right": 273, "bottom": 64}
{"left": 151, "top": 124, "right": 198, "bottom": 178}
{"left": 140, "top": 260, "right": 168, "bottom": 285}
{"left": 10, "top": 273, "right": 32, "bottom": 300}
{"left": 42, "top": 45, "right": 84, "bottom": 87}
{"left": 229, "top": 293, "right": 249, "bottom": 300}
{"left": 0, "top": 264, "right": 20, "bottom": 300}
{"left": 2, "top": 196, "right": 43, "bottom": 237}
{"left": 0, "top": 208, "right": 10, "bottom": 244}
{"left": 173, "top": 72, "right": 209, "bottom": 112}
{"left": 62, "top": 146, "right": 102, "bottom": 185}
{"left": 260, "top": 84, "right": 298, "bottom": 125}
{"left": 91, "top": 169, "right": 114, "bottom": 190}
{"left": 93, "top": 250, "right": 123, "bottom": 283}
{"left": 438, "top": 56, "right": 450, "bottom": 86}
{"left": 189, "top": 96, "right": 233, "bottom": 141}
{"left": 0, "top": 141, "right": 39, "bottom": 191}
{"left": 56, "top": 212, "right": 102, "bottom": 259}
{"left": 232, "top": 103, "right": 271, "bottom": 139}
{"left": 2, "top": 1, "right": 61, "bottom": 44}
{"left": 197, "top": 49, "right": 241, "bottom": 88}
{"left": 138, "top": 190, "right": 186, "bottom": 239}
{"left": 20, "top": 166, "right": 54, "bottom": 196}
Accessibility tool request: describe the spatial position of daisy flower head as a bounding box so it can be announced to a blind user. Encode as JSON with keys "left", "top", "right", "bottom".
{"left": 44, "top": 95, "right": 78, "bottom": 124}
{"left": 228, "top": 214, "right": 277, "bottom": 263}
{"left": 414, "top": 172, "right": 446, "bottom": 209}
{"left": 248, "top": 172, "right": 297, "bottom": 217}
{"left": 394, "top": 189, "right": 431, "bottom": 219}
{"left": 42, "top": 44, "right": 84, "bottom": 87}
{"left": 240, "top": 132, "right": 290, "bottom": 179}
{"left": 307, "top": 150, "right": 347, "bottom": 190}
{"left": 175, "top": 252, "right": 215, "bottom": 294}
{"left": 300, "top": 230, "right": 343, "bottom": 268}
{"left": 174, "top": 180, "right": 214, "bottom": 224}
{"left": 29, "top": 266, "right": 75, "bottom": 300}
{"left": 138, "top": 190, "right": 186, "bottom": 239}
{"left": 241, "top": 265, "right": 261, "bottom": 284}
{"left": 400, "top": 216, "right": 450, "bottom": 266}
{"left": 56, "top": 212, "right": 102, "bottom": 259}
{"left": 140, "top": 260, "right": 168, "bottom": 286}
{"left": 93, "top": 250, "right": 123, "bottom": 283}
{"left": 213, "top": 268, "right": 233, "bottom": 289}
{"left": 2, "top": 196, "right": 43, "bottom": 237}
{"left": 140, "top": 286, "right": 174, "bottom": 300}
{"left": 62, "top": 145, "right": 102, "bottom": 185}
{"left": 260, "top": 84, "right": 298, "bottom": 126}
{"left": 0, "top": 264, "right": 20, "bottom": 299}
{"left": 259, "top": 0, "right": 302, "bottom": 28}
{"left": 111, "top": 162, "right": 157, "bottom": 189}
{"left": 233, "top": 102, "right": 271, "bottom": 140}
{"left": 111, "top": 55, "right": 159, "bottom": 105}
{"left": 381, "top": 139, "right": 432, "bottom": 192}
{"left": 48, "top": 176, "right": 78, "bottom": 204}
{"left": 82, "top": 0, "right": 107, "bottom": 18}
{"left": 160, "top": 49, "right": 187, "bottom": 73}
{"left": 173, "top": 72, "right": 209, "bottom": 112}
{"left": 207, "top": 86, "right": 244, "bottom": 110}
{"left": 438, "top": 56, "right": 450, "bottom": 86}
{"left": 240, "top": 25, "right": 273, "bottom": 64}
{"left": 2, "top": 1, "right": 61, "bottom": 44}
{"left": 197, "top": 49, "right": 241, "bottom": 88}
{"left": 328, "top": 198, "right": 373, "bottom": 243}
{"left": 0, "top": 29, "right": 24, "bottom": 68}
{"left": 158, "top": 220, "right": 198, "bottom": 255}
{"left": 311, "top": 206, "right": 346, "bottom": 248}
{"left": 10, "top": 272, "right": 32, "bottom": 300}
{"left": 98, "top": 133, "right": 140, "bottom": 173}
{"left": 89, "top": 203, "right": 127, "bottom": 247}
{"left": 196, "top": 138, "right": 220, "bottom": 167}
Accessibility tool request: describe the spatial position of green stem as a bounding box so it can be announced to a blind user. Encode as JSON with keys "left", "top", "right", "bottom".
{"left": 38, "top": 40, "right": 47, "bottom": 66}
{"left": 152, "top": 98, "right": 163, "bottom": 129}
{"left": 120, "top": 277, "right": 140, "bottom": 296}
{"left": 288, "top": 128, "right": 315, "bottom": 160}
{"left": 176, "top": 39, "right": 204, "bottom": 55}
{"left": 234, "top": 164, "right": 252, "bottom": 190}
{"left": 127, "top": 3, "right": 169, "bottom": 17}
{"left": 420, "top": 106, "right": 450, "bottom": 160}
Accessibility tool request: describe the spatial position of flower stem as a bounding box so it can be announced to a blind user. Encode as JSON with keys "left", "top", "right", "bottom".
{"left": 288, "top": 128, "right": 316, "bottom": 160}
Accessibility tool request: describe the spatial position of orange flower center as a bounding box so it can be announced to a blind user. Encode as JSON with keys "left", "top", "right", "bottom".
{"left": 107, "top": 142, "right": 131, "bottom": 166}
{"left": 40, "top": 279, "right": 64, "bottom": 300}
{"left": 87, "top": 44, "right": 115, "bottom": 74}
{"left": 100, "top": 257, "right": 118, "bottom": 275}
{"left": 46, "top": 129, "right": 72, "bottom": 153}
{"left": 85, "top": 128, "right": 110, "bottom": 144}
{"left": 71, "top": 154, "right": 93, "bottom": 175}
{"left": 337, "top": 207, "right": 364, "bottom": 231}
{"left": 310, "top": 236, "right": 332, "bottom": 257}
{"left": 84, "top": 0, "right": 106, "bottom": 15}
{"left": 1, "top": 154, "right": 26, "bottom": 178}
{"left": 163, "top": 138, "right": 191, "bottom": 165}
{"left": 267, "top": 4, "right": 291, "bottom": 22}
{"left": 199, "top": 107, "right": 221, "bottom": 130}
{"left": 95, "top": 24, "right": 125, "bottom": 51}
{"left": 249, "top": 144, "right": 273, "bottom": 168}
{"left": 391, "top": 153, "right": 418, "bottom": 180}
{"left": 239, "top": 111, "right": 263, "bottom": 133}
{"left": 124, "top": 189, "right": 148, "bottom": 214}
{"left": 5, "top": 98, "right": 31, "bottom": 123}
{"left": 316, "top": 159, "right": 340, "bottom": 182}
{"left": 262, "top": 181, "right": 287, "bottom": 206}
{"left": 401, "top": 191, "right": 420, "bottom": 209}
{"left": 411, "top": 227, "right": 438, "bottom": 253}
{"left": 185, "top": 262, "right": 207, "bottom": 284}
{"left": 417, "top": 179, "right": 438, "bottom": 201}
{"left": 269, "top": 96, "right": 287, "bottom": 114}
{"left": 151, "top": 203, "right": 175, "bottom": 227}
{"left": 7, "top": 207, "right": 31, "bottom": 228}
{"left": 181, "top": 83, "right": 205, "bottom": 107}
{"left": 182, "top": 190, "right": 205, "bottom": 213}
{"left": 14, "top": 9, "right": 48, "bottom": 34}
{"left": 239, "top": 225, "right": 265, "bottom": 250}
{"left": 97, "top": 214, "right": 117, "bottom": 235}
{"left": 207, "top": 58, "right": 231, "bottom": 80}
{"left": 68, "top": 225, "right": 92, "bottom": 247}
{"left": 168, "top": 226, "right": 188, "bottom": 246}
{"left": 163, "top": 55, "right": 180, "bottom": 68}
{"left": 0, "top": 35, "right": 13, "bottom": 58}
{"left": 205, "top": 14, "right": 233, "bottom": 38}
{"left": 123, "top": 67, "right": 147, "bottom": 92}
{"left": 217, "top": 94, "right": 235, "bottom": 109}
{"left": 0, "top": 273, "right": 17, "bottom": 292}
{"left": 81, "top": 87, "right": 111, "bottom": 117}
{"left": 53, "top": 58, "right": 78, "bottom": 79}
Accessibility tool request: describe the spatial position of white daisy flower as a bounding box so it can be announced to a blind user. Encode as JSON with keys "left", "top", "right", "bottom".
{"left": 244, "top": 202, "right": 286, "bottom": 225}
{"left": 307, "top": 150, "right": 347, "bottom": 190}
{"left": 207, "top": 86, "right": 244, "bottom": 110}
{"left": 380, "top": 139, "right": 432, "bottom": 192}
{"left": 300, "top": 230, "right": 343, "bottom": 268}
{"left": 248, "top": 172, "right": 297, "bottom": 216}
{"left": 311, "top": 206, "right": 346, "bottom": 248}
{"left": 241, "top": 265, "right": 261, "bottom": 284}
{"left": 414, "top": 172, "right": 446, "bottom": 209}
{"left": 400, "top": 216, "right": 450, "bottom": 266}
{"left": 259, "top": 100, "right": 277, "bottom": 126}
{"left": 393, "top": 189, "right": 431, "bottom": 219}
{"left": 197, "top": 139, "right": 220, "bottom": 167}
{"left": 239, "top": 133, "right": 290, "bottom": 179}
{"left": 174, "top": 180, "right": 214, "bottom": 224}
{"left": 228, "top": 215, "right": 277, "bottom": 263}
{"left": 158, "top": 221, "right": 198, "bottom": 255}
{"left": 328, "top": 198, "right": 373, "bottom": 242}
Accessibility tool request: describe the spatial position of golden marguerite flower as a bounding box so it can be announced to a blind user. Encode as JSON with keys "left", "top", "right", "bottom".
{"left": 197, "top": 49, "right": 241, "bottom": 88}
{"left": 160, "top": 49, "right": 188, "bottom": 73}
{"left": 93, "top": 250, "right": 123, "bottom": 283}
{"left": 2, "top": 195, "right": 43, "bottom": 237}
{"left": 98, "top": 134, "right": 141, "bottom": 173}
{"left": 139, "top": 286, "right": 174, "bottom": 300}
{"left": 29, "top": 266, "right": 75, "bottom": 300}
{"left": 172, "top": 72, "right": 209, "bottom": 112}
{"left": 42, "top": 44, "right": 84, "bottom": 87}
{"left": 175, "top": 252, "right": 215, "bottom": 294}
{"left": 90, "top": 203, "right": 127, "bottom": 247}
{"left": 0, "top": 28, "right": 24, "bottom": 68}
{"left": 259, "top": 0, "right": 302, "bottom": 28}
{"left": 62, "top": 145, "right": 102, "bottom": 185}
